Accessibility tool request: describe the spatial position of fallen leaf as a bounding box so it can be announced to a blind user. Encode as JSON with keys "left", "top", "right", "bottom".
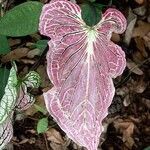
{"left": 114, "top": 120, "right": 135, "bottom": 149}
{"left": 26, "top": 42, "right": 34, "bottom": 47}
{"left": 142, "top": 98, "right": 150, "bottom": 109}
{"left": 143, "top": 32, "right": 150, "bottom": 49}
{"left": 116, "top": 86, "right": 130, "bottom": 96}
{"left": 30, "top": 33, "right": 41, "bottom": 41}
{"left": 46, "top": 128, "right": 64, "bottom": 144}
{"left": 134, "top": 0, "right": 144, "bottom": 4}
{"left": 28, "top": 137, "right": 36, "bottom": 144}
{"left": 19, "top": 138, "right": 29, "bottom": 144}
{"left": 20, "top": 58, "right": 35, "bottom": 64}
{"left": 123, "top": 94, "right": 131, "bottom": 106}
{"left": 27, "top": 48, "right": 41, "bottom": 58}
{"left": 50, "top": 142, "right": 68, "bottom": 150}
{"left": 132, "top": 21, "right": 150, "bottom": 38}
{"left": 133, "top": 6, "right": 146, "bottom": 16}
{"left": 127, "top": 58, "right": 143, "bottom": 75}
{"left": 132, "top": 50, "right": 146, "bottom": 63}
{"left": 1, "top": 48, "right": 29, "bottom": 63}
{"left": 133, "top": 77, "right": 147, "bottom": 93}
{"left": 124, "top": 8, "right": 137, "bottom": 45}
{"left": 8, "top": 38, "right": 21, "bottom": 47}
{"left": 25, "top": 129, "right": 36, "bottom": 134}
{"left": 134, "top": 37, "right": 148, "bottom": 57}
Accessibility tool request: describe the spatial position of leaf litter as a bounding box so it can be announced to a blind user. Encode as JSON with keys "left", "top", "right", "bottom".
{"left": 0, "top": 0, "right": 149, "bottom": 150}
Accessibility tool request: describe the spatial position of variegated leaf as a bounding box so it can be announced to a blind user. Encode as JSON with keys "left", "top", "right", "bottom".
{"left": 23, "top": 71, "right": 41, "bottom": 88}
{"left": 0, "top": 67, "right": 40, "bottom": 149}
{"left": 16, "top": 71, "right": 41, "bottom": 111}
{"left": 0, "top": 114, "right": 13, "bottom": 150}
{"left": 15, "top": 83, "right": 35, "bottom": 111}
{"left": 0, "top": 65, "right": 17, "bottom": 124}
{"left": 39, "top": 0, "right": 127, "bottom": 150}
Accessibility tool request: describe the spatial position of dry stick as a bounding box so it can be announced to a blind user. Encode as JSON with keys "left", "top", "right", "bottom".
{"left": 115, "top": 58, "right": 150, "bottom": 88}
{"left": 43, "top": 133, "right": 49, "bottom": 150}
{"left": 30, "top": 45, "right": 48, "bottom": 71}
{"left": 0, "top": 0, "right": 8, "bottom": 16}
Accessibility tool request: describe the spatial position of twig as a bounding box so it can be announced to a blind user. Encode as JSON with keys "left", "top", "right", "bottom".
{"left": 30, "top": 45, "right": 49, "bottom": 71}
{"left": 44, "top": 133, "right": 49, "bottom": 150}
{"left": 115, "top": 58, "right": 150, "bottom": 88}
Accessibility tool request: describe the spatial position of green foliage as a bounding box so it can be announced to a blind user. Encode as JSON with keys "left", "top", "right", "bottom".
{"left": 0, "top": 35, "right": 10, "bottom": 100}
{"left": 33, "top": 39, "right": 48, "bottom": 54}
{"left": 0, "top": 1, "right": 43, "bottom": 37}
{"left": 88, "top": 0, "right": 96, "bottom": 2}
{"left": 81, "top": 2, "right": 104, "bottom": 26}
{"left": 0, "top": 35, "right": 10, "bottom": 54}
{"left": 0, "top": 67, "right": 10, "bottom": 100}
{"left": 144, "top": 146, "right": 150, "bottom": 150}
{"left": 37, "top": 117, "right": 48, "bottom": 134}
{"left": 34, "top": 104, "right": 47, "bottom": 115}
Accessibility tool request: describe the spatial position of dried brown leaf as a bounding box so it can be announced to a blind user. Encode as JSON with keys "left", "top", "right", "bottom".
{"left": 114, "top": 120, "right": 135, "bottom": 149}
{"left": 124, "top": 9, "right": 137, "bottom": 45}
{"left": 50, "top": 142, "right": 68, "bottom": 150}
{"left": 133, "top": 77, "right": 147, "bottom": 93}
{"left": 132, "top": 50, "right": 146, "bottom": 63}
{"left": 20, "top": 58, "right": 35, "bottom": 64}
{"left": 134, "top": 0, "right": 144, "bottom": 4}
{"left": 27, "top": 48, "right": 41, "bottom": 58}
{"left": 8, "top": 38, "right": 21, "bottom": 47}
{"left": 127, "top": 59, "right": 143, "bottom": 75}
{"left": 135, "top": 37, "right": 148, "bottom": 57}
{"left": 142, "top": 98, "right": 150, "bottom": 109}
{"left": 123, "top": 94, "right": 131, "bottom": 106}
{"left": 46, "top": 128, "right": 64, "bottom": 144}
{"left": 133, "top": 6, "right": 146, "bottom": 16}
{"left": 132, "top": 21, "right": 150, "bottom": 38}
{"left": 143, "top": 32, "right": 150, "bottom": 49}
{"left": 1, "top": 48, "right": 29, "bottom": 63}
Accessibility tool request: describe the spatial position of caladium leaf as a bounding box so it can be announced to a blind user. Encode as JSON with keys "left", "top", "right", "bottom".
{"left": 0, "top": 114, "right": 13, "bottom": 150}
{"left": 16, "top": 71, "right": 41, "bottom": 111}
{"left": 23, "top": 71, "right": 41, "bottom": 88}
{"left": 0, "top": 66, "right": 40, "bottom": 149}
{"left": 39, "top": 0, "right": 127, "bottom": 150}
{"left": 15, "top": 83, "right": 35, "bottom": 111}
{"left": 0, "top": 64, "right": 17, "bottom": 124}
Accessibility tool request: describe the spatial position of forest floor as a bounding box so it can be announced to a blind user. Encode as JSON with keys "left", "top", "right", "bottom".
{"left": 1, "top": 0, "right": 150, "bottom": 150}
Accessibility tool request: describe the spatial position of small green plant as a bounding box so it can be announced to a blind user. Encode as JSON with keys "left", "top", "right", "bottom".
{"left": 34, "top": 104, "right": 49, "bottom": 134}
{"left": 37, "top": 117, "right": 48, "bottom": 134}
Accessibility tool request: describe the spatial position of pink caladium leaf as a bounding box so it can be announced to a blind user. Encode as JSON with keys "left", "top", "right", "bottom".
{"left": 39, "top": 0, "right": 127, "bottom": 150}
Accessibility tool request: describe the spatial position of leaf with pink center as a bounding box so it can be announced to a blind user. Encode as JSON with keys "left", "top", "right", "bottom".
{"left": 16, "top": 71, "right": 41, "bottom": 111}
{"left": 39, "top": 0, "right": 127, "bottom": 150}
